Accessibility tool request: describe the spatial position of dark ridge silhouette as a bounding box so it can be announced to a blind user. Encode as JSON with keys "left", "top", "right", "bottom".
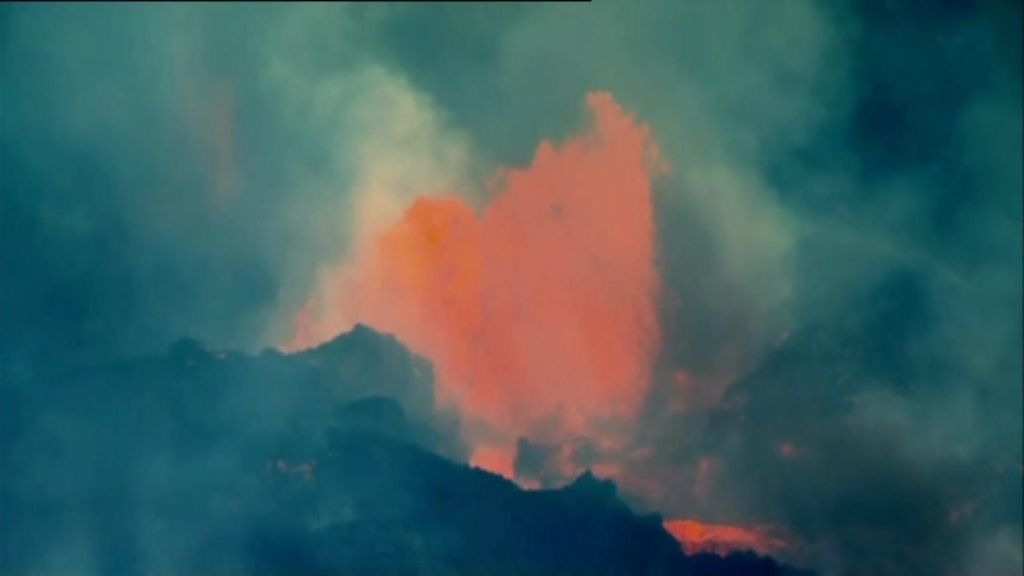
{"left": 1, "top": 325, "right": 810, "bottom": 575}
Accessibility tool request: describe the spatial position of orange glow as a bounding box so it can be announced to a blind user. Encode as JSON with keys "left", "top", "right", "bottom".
{"left": 777, "top": 442, "right": 799, "bottom": 460}
{"left": 289, "top": 92, "right": 666, "bottom": 475}
{"left": 470, "top": 446, "right": 519, "bottom": 484}
{"left": 664, "top": 519, "right": 789, "bottom": 557}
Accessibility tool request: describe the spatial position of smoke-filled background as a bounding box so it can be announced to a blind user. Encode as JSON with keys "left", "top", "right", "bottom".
{"left": 1, "top": 2, "right": 1021, "bottom": 576}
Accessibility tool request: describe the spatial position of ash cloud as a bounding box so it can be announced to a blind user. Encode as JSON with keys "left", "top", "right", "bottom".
{"left": 0, "top": 4, "right": 474, "bottom": 364}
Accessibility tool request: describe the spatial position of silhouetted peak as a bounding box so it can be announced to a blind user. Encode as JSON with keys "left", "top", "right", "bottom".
{"left": 317, "top": 322, "right": 390, "bottom": 349}
{"left": 565, "top": 469, "right": 618, "bottom": 502}
{"left": 291, "top": 323, "right": 436, "bottom": 420}
{"left": 301, "top": 323, "right": 420, "bottom": 369}
{"left": 335, "top": 322, "right": 385, "bottom": 349}
{"left": 350, "top": 322, "right": 378, "bottom": 337}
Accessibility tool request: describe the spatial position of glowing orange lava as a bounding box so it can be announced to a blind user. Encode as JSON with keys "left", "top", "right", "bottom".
{"left": 664, "top": 519, "right": 789, "bottom": 557}
{"left": 290, "top": 92, "right": 667, "bottom": 477}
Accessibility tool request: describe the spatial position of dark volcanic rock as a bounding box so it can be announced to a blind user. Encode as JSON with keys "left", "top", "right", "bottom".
{"left": 1, "top": 325, "right": 804, "bottom": 575}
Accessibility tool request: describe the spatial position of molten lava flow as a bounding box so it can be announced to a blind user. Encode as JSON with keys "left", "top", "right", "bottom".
{"left": 664, "top": 519, "right": 789, "bottom": 557}
{"left": 290, "top": 92, "right": 666, "bottom": 478}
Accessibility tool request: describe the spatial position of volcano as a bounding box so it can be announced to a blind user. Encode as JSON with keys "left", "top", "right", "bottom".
{"left": 1, "top": 324, "right": 810, "bottom": 575}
